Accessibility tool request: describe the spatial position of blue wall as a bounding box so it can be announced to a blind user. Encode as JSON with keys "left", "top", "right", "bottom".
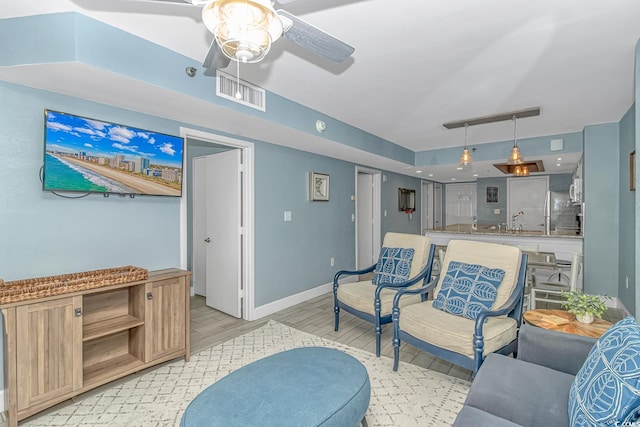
{"left": 583, "top": 123, "right": 620, "bottom": 297}
{"left": 0, "top": 82, "right": 183, "bottom": 279}
{"left": 381, "top": 172, "right": 423, "bottom": 236}
{"left": 619, "top": 106, "right": 636, "bottom": 315}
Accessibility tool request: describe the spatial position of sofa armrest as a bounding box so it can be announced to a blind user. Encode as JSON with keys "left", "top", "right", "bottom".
{"left": 517, "top": 323, "right": 596, "bottom": 376}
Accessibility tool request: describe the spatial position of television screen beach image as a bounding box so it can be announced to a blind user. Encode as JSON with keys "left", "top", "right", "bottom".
{"left": 43, "top": 110, "right": 184, "bottom": 196}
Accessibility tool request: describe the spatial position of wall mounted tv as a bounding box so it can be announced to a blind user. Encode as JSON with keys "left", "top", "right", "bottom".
{"left": 43, "top": 110, "right": 184, "bottom": 197}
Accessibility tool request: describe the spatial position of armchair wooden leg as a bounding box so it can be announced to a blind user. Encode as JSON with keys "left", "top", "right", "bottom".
{"left": 374, "top": 298, "right": 382, "bottom": 357}
{"left": 392, "top": 306, "right": 401, "bottom": 371}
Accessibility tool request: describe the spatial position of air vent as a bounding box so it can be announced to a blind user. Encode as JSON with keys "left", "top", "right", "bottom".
{"left": 216, "top": 70, "right": 266, "bottom": 112}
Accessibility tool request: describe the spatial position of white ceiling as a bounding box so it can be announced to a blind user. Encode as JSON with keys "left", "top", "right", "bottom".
{"left": 2, "top": 0, "right": 640, "bottom": 182}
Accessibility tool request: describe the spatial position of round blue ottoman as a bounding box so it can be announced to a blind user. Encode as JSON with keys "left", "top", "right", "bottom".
{"left": 180, "top": 347, "right": 371, "bottom": 427}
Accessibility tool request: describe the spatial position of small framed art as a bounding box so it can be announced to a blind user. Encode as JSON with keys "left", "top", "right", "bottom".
{"left": 310, "top": 172, "right": 330, "bottom": 201}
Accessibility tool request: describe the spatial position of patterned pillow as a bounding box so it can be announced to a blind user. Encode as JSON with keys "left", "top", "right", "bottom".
{"left": 371, "top": 247, "right": 415, "bottom": 286}
{"left": 568, "top": 316, "right": 640, "bottom": 426}
{"left": 432, "top": 261, "right": 505, "bottom": 320}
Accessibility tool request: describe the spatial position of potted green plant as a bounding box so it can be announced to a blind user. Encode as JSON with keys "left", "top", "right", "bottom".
{"left": 560, "top": 291, "right": 609, "bottom": 324}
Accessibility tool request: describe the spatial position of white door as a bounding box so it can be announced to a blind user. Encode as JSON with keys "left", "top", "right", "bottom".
{"left": 192, "top": 157, "right": 207, "bottom": 296}
{"left": 507, "top": 176, "right": 548, "bottom": 231}
{"left": 445, "top": 183, "right": 477, "bottom": 226}
{"left": 194, "top": 150, "right": 242, "bottom": 317}
{"left": 357, "top": 173, "right": 375, "bottom": 269}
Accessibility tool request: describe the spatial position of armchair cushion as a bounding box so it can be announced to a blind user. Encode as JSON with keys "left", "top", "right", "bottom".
{"left": 371, "top": 247, "right": 415, "bottom": 286}
{"left": 568, "top": 316, "right": 640, "bottom": 426}
{"left": 337, "top": 280, "right": 421, "bottom": 316}
{"left": 399, "top": 302, "right": 517, "bottom": 357}
{"left": 432, "top": 261, "right": 505, "bottom": 320}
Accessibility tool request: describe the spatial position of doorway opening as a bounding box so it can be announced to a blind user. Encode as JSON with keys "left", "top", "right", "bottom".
{"left": 179, "top": 127, "right": 255, "bottom": 320}
{"left": 355, "top": 167, "right": 381, "bottom": 269}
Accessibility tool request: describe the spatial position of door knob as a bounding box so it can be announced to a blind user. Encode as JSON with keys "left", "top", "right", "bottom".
{"left": 204, "top": 238, "right": 211, "bottom": 243}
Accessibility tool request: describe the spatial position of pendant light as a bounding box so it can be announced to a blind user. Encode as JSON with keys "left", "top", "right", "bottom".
{"left": 459, "top": 123, "right": 473, "bottom": 166}
{"left": 507, "top": 115, "right": 524, "bottom": 165}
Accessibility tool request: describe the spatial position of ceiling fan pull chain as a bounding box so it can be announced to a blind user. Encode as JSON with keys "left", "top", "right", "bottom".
{"left": 235, "top": 60, "right": 242, "bottom": 100}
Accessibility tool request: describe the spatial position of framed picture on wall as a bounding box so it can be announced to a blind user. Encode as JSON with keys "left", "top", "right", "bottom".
{"left": 310, "top": 172, "right": 330, "bottom": 201}
{"left": 485, "top": 186, "right": 499, "bottom": 204}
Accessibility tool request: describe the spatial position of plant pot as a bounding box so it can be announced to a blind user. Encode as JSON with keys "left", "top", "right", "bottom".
{"left": 575, "top": 313, "right": 594, "bottom": 324}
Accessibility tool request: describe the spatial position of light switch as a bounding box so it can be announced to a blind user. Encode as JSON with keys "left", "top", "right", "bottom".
{"left": 494, "top": 209, "right": 500, "bottom": 215}
{"left": 284, "top": 211, "right": 292, "bottom": 221}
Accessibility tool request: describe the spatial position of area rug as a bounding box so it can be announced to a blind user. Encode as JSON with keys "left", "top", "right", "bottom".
{"left": 23, "top": 320, "right": 470, "bottom": 427}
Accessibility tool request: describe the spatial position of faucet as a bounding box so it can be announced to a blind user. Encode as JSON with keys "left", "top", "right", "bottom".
{"left": 511, "top": 211, "right": 524, "bottom": 233}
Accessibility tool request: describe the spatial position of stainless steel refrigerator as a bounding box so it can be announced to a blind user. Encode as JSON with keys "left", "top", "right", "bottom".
{"left": 544, "top": 191, "right": 581, "bottom": 235}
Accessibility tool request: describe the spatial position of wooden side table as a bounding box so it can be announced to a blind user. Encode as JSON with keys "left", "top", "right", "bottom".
{"left": 523, "top": 309, "right": 612, "bottom": 338}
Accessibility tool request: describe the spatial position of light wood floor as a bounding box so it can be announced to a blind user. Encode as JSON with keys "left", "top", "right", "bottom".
{"left": 190, "top": 292, "right": 475, "bottom": 381}
{"left": 191, "top": 291, "right": 626, "bottom": 385}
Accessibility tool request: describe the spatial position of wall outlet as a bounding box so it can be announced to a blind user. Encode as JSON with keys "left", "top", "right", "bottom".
{"left": 284, "top": 211, "right": 292, "bottom": 221}
{"left": 351, "top": 195, "right": 356, "bottom": 201}
{"left": 351, "top": 213, "right": 355, "bottom": 222}
{"left": 626, "top": 276, "right": 629, "bottom": 289}
{"left": 384, "top": 210, "right": 387, "bottom": 217}
{"left": 330, "top": 258, "right": 335, "bottom": 267}
{"left": 494, "top": 208, "right": 500, "bottom": 215}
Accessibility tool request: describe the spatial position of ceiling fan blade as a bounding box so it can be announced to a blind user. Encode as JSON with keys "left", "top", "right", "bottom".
{"left": 277, "top": 10, "right": 354, "bottom": 63}
{"left": 202, "top": 39, "right": 231, "bottom": 69}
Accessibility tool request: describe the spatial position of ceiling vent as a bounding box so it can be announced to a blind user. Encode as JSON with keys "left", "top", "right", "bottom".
{"left": 493, "top": 160, "right": 545, "bottom": 174}
{"left": 216, "top": 70, "right": 266, "bottom": 112}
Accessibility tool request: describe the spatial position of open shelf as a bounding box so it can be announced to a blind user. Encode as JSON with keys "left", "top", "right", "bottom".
{"left": 83, "top": 353, "right": 144, "bottom": 388}
{"left": 83, "top": 315, "right": 144, "bottom": 342}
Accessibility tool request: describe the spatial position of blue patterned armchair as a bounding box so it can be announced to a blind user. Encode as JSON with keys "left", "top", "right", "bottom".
{"left": 391, "top": 239, "right": 528, "bottom": 375}
{"left": 333, "top": 232, "right": 435, "bottom": 357}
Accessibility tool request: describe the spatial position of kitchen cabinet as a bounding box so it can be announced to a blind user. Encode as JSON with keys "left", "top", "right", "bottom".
{"left": 1, "top": 268, "right": 191, "bottom": 427}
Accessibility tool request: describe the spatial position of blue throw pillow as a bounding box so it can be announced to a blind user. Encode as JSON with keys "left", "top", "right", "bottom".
{"left": 371, "top": 247, "right": 414, "bottom": 286}
{"left": 568, "top": 316, "right": 640, "bottom": 426}
{"left": 432, "top": 261, "right": 505, "bottom": 320}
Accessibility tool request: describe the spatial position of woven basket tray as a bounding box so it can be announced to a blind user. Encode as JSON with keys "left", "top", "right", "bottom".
{"left": 0, "top": 266, "right": 148, "bottom": 304}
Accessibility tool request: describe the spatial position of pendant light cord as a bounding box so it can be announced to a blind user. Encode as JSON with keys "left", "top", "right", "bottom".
{"left": 512, "top": 115, "right": 518, "bottom": 147}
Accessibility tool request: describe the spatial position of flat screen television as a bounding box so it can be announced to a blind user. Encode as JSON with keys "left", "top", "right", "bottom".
{"left": 43, "top": 110, "right": 184, "bottom": 197}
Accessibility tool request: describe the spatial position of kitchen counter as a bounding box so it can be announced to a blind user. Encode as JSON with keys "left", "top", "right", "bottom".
{"left": 425, "top": 226, "right": 583, "bottom": 269}
{"left": 426, "top": 224, "right": 582, "bottom": 239}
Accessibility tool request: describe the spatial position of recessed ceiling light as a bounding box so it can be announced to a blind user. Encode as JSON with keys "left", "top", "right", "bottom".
{"left": 416, "top": 170, "right": 422, "bottom": 174}
{"left": 451, "top": 178, "right": 457, "bottom": 181}
{"left": 557, "top": 157, "right": 563, "bottom": 161}
{"left": 473, "top": 173, "right": 479, "bottom": 177}
{"left": 556, "top": 163, "right": 561, "bottom": 167}
{"left": 428, "top": 173, "right": 434, "bottom": 177}
{"left": 456, "top": 166, "right": 463, "bottom": 170}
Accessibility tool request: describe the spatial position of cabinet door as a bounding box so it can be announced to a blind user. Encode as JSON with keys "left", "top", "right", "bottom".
{"left": 145, "top": 276, "right": 187, "bottom": 362}
{"left": 16, "top": 296, "right": 82, "bottom": 411}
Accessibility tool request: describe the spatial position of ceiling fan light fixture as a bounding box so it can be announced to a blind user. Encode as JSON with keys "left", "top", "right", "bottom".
{"left": 202, "top": 0, "right": 283, "bottom": 63}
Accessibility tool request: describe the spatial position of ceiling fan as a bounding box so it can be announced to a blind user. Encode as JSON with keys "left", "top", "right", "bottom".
{"left": 150, "top": 0, "right": 355, "bottom": 70}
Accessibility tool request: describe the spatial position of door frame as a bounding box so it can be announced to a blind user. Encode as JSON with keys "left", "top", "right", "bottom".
{"left": 421, "top": 180, "right": 434, "bottom": 232}
{"left": 355, "top": 166, "right": 381, "bottom": 268}
{"left": 179, "top": 127, "right": 256, "bottom": 320}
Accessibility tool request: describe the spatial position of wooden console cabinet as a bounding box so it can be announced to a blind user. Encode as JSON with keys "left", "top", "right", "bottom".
{"left": 1, "top": 268, "right": 191, "bottom": 426}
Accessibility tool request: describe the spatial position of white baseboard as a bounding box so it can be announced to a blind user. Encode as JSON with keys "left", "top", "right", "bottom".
{"left": 0, "top": 389, "right": 5, "bottom": 414}
{"left": 252, "top": 282, "right": 333, "bottom": 320}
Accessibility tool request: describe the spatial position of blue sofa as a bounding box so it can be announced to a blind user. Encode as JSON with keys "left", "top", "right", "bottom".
{"left": 454, "top": 321, "right": 640, "bottom": 427}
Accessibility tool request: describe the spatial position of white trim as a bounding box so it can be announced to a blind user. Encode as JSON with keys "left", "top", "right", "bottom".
{"left": 0, "top": 390, "right": 5, "bottom": 413}
{"left": 253, "top": 282, "right": 333, "bottom": 320}
{"left": 253, "top": 276, "right": 360, "bottom": 319}
{"left": 179, "top": 127, "right": 256, "bottom": 321}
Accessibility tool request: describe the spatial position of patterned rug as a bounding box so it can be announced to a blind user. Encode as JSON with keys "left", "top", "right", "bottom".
{"left": 23, "top": 321, "right": 470, "bottom": 427}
